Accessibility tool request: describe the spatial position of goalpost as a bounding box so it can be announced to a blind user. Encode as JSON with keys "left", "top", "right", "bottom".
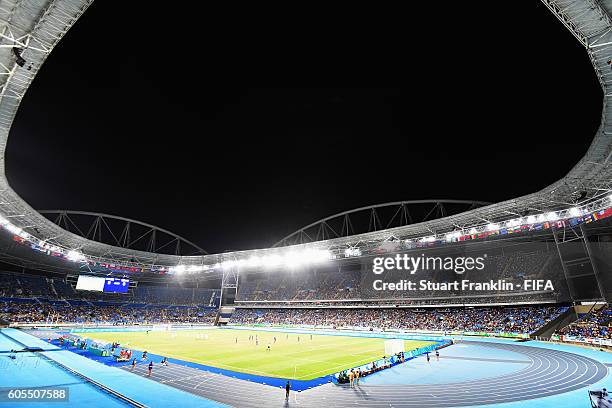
{"left": 384, "top": 339, "right": 404, "bottom": 355}
{"left": 152, "top": 323, "right": 172, "bottom": 331}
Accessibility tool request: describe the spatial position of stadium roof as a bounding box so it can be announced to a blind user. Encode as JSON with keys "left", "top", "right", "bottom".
{"left": 0, "top": 0, "right": 609, "bottom": 274}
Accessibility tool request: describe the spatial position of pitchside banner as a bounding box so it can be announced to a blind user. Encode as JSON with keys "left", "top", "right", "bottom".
{"left": 360, "top": 241, "right": 612, "bottom": 302}
{"left": 551, "top": 334, "right": 612, "bottom": 347}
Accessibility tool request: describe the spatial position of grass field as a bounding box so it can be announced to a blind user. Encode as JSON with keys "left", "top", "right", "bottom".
{"left": 81, "top": 328, "right": 435, "bottom": 380}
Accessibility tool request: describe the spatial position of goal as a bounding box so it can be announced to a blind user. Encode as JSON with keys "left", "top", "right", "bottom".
{"left": 384, "top": 339, "right": 404, "bottom": 355}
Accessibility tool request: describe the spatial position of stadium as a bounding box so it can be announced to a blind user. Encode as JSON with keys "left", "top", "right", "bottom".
{"left": 0, "top": 1, "right": 611, "bottom": 407}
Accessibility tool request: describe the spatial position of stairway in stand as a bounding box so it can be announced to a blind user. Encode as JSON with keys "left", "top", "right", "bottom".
{"left": 215, "top": 306, "right": 236, "bottom": 326}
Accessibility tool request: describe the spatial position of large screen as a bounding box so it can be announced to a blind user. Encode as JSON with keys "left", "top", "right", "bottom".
{"left": 76, "top": 276, "right": 129, "bottom": 293}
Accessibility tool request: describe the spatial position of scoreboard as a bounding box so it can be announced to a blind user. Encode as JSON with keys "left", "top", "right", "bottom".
{"left": 75, "top": 275, "right": 129, "bottom": 293}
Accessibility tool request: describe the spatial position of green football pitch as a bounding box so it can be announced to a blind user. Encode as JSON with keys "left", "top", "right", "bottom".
{"left": 81, "top": 328, "right": 435, "bottom": 380}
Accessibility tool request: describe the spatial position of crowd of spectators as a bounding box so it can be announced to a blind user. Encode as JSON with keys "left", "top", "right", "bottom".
{"left": 232, "top": 306, "right": 566, "bottom": 334}
{"left": 0, "top": 271, "right": 219, "bottom": 307}
{"left": 237, "top": 250, "right": 563, "bottom": 304}
{"left": 237, "top": 269, "right": 361, "bottom": 302}
{"left": 0, "top": 301, "right": 216, "bottom": 325}
{"left": 556, "top": 306, "right": 612, "bottom": 339}
{"left": 237, "top": 292, "right": 559, "bottom": 308}
{"left": 0, "top": 273, "right": 52, "bottom": 297}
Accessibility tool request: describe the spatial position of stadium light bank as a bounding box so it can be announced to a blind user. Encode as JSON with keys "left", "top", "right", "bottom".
{"left": 168, "top": 192, "right": 612, "bottom": 275}
{"left": 169, "top": 248, "right": 333, "bottom": 275}
{"left": 0, "top": 192, "right": 610, "bottom": 276}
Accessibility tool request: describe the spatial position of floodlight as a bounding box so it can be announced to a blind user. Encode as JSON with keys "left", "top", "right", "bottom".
{"left": 247, "top": 256, "right": 261, "bottom": 267}
{"left": 486, "top": 223, "right": 499, "bottom": 231}
{"left": 262, "top": 254, "right": 282, "bottom": 267}
{"left": 508, "top": 218, "right": 521, "bottom": 227}
{"left": 6, "top": 224, "right": 22, "bottom": 236}
{"left": 569, "top": 207, "right": 581, "bottom": 217}
{"left": 527, "top": 215, "right": 536, "bottom": 224}
{"left": 537, "top": 214, "right": 546, "bottom": 223}
{"left": 169, "top": 265, "right": 183, "bottom": 274}
{"left": 311, "top": 249, "right": 331, "bottom": 262}
{"left": 446, "top": 231, "right": 461, "bottom": 241}
{"left": 282, "top": 251, "right": 302, "bottom": 268}
{"left": 66, "top": 250, "right": 85, "bottom": 262}
{"left": 546, "top": 212, "right": 558, "bottom": 221}
{"left": 221, "top": 260, "right": 237, "bottom": 270}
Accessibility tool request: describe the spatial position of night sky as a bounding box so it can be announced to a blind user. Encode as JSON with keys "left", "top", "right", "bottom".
{"left": 4, "top": 2, "right": 602, "bottom": 253}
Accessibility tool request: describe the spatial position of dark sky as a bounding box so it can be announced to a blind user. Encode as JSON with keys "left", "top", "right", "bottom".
{"left": 4, "top": 2, "right": 602, "bottom": 253}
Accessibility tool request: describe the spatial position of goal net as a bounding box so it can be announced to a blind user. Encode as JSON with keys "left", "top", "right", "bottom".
{"left": 384, "top": 339, "right": 404, "bottom": 355}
